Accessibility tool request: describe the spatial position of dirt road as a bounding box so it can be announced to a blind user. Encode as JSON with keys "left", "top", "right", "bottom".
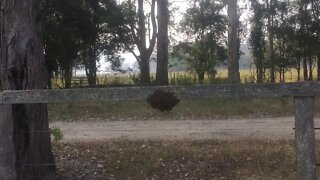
{"left": 50, "top": 117, "right": 320, "bottom": 141}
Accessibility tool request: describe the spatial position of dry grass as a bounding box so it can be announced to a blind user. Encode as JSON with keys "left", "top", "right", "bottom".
{"left": 53, "top": 68, "right": 318, "bottom": 88}
{"left": 48, "top": 97, "right": 320, "bottom": 122}
{"left": 217, "top": 68, "right": 319, "bottom": 83}
{"left": 53, "top": 139, "right": 320, "bottom": 179}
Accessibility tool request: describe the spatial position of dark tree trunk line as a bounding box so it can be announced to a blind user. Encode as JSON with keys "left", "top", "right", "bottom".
{"left": 308, "top": 55, "right": 313, "bottom": 81}
{"left": 64, "top": 66, "right": 73, "bottom": 88}
{"left": 317, "top": 54, "right": 320, "bottom": 81}
{"left": 85, "top": 49, "right": 97, "bottom": 87}
{"left": 227, "top": 0, "right": 240, "bottom": 84}
{"left": 0, "top": 0, "right": 56, "bottom": 179}
{"left": 303, "top": 56, "right": 308, "bottom": 81}
{"left": 156, "top": 0, "right": 169, "bottom": 85}
{"left": 139, "top": 51, "right": 151, "bottom": 84}
{"left": 256, "top": 55, "right": 264, "bottom": 83}
{"left": 267, "top": 0, "right": 275, "bottom": 83}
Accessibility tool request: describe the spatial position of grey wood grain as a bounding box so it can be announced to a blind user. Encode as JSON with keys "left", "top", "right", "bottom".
{"left": 1, "top": 82, "right": 320, "bottom": 104}
{"left": 294, "top": 97, "right": 317, "bottom": 180}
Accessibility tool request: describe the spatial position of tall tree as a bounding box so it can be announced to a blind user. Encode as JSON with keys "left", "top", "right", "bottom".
{"left": 266, "top": 0, "right": 276, "bottom": 82}
{"left": 156, "top": 0, "right": 169, "bottom": 85}
{"left": 175, "top": 0, "right": 227, "bottom": 82}
{"left": 127, "top": 0, "right": 157, "bottom": 84}
{"left": 81, "top": 0, "right": 130, "bottom": 86}
{"left": 312, "top": 0, "right": 320, "bottom": 81}
{"left": 249, "top": 0, "right": 265, "bottom": 83}
{"left": 40, "top": 0, "right": 84, "bottom": 88}
{"left": 0, "top": 0, "right": 55, "bottom": 179}
{"left": 40, "top": 0, "right": 129, "bottom": 87}
{"left": 295, "top": 0, "right": 319, "bottom": 81}
{"left": 0, "top": 2, "right": 16, "bottom": 178}
{"left": 227, "top": 0, "right": 241, "bottom": 83}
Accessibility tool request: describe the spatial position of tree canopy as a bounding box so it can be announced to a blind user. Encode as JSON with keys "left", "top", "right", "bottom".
{"left": 173, "top": 0, "right": 227, "bottom": 82}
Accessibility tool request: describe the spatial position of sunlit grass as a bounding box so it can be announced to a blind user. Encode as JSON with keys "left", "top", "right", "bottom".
{"left": 51, "top": 68, "right": 318, "bottom": 88}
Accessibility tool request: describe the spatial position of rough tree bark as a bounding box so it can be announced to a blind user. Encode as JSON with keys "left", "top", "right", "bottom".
{"left": 0, "top": 0, "right": 56, "bottom": 179}
{"left": 156, "top": 0, "right": 169, "bottom": 85}
{"left": 0, "top": 1, "right": 17, "bottom": 179}
{"left": 227, "top": 0, "right": 241, "bottom": 84}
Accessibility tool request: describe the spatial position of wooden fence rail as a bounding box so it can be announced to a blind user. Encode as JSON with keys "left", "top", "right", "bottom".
{"left": 1, "top": 82, "right": 320, "bottom": 104}
{"left": 1, "top": 82, "right": 319, "bottom": 180}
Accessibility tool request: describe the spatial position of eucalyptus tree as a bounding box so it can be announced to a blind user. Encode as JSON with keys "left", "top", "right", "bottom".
{"left": 227, "top": 0, "right": 241, "bottom": 83}
{"left": 174, "top": 0, "right": 227, "bottom": 82}
{"left": 266, "top": 0, "right": 277, "bottom": 82}
{"left": 249, "top": 0, "right": 266, "bottom": 83}
{"left": 293, "top": 0, "right": 320, "bottom": 81}
{"left": 156, "top": 0, "right": 170, "bottom": 85}
{"left": 40, "top": 0, "right": 130, "bottom": 87}
{"left": 0, "top": 0, "right": 56, "bottom": 178}
{"left": 39, "top": 0, "right": 87, "bottom": 88}
{"left": 120, "top": 0, "right": 157, "bottom": 84}
{"left": 79, "top": 0, "right": 130, "bottom": 86}
{"left": 272, "top": 1, "right": 300, "bottom": 82}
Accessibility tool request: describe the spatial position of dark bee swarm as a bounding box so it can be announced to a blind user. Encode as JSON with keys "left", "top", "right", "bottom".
{"left": 147, "top": 89, "right": 180, "bottom": 112}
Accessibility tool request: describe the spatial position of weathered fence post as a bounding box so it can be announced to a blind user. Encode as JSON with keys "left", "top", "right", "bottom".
{"left": 294, "top": 96, "right": 316, "bottom": 180}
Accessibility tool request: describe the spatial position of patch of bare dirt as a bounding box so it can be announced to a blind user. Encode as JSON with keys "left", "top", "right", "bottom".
{"left": 50, "top": 117, "right": 320, "bottom": 141}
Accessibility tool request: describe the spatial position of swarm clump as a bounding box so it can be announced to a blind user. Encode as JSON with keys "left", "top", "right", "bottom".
{"left": 147, "top": 89, "right": 180, "bottom": 112}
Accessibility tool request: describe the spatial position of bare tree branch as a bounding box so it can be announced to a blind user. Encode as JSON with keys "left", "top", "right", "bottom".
{"left": 147, "top": 0, "right": 157, "bottom": 57}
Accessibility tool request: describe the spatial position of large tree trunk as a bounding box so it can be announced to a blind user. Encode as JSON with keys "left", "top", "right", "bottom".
{"left": 0, "top": 2, "right": 16, "bottom": 178}
{"left": 137, "top": 0, "right": 150, "bottom": 84}
{"left": 0, "top": 105, "right": 16, "bottom": 179}
{"left": 156, "top": 0, "right": 169, "bottom": 85}
{"left": 256, "top": 58, "right": 263, "bottom": 83}
{"left": 64, "top": 67, "right": 73, "bottom": 88}
{"left": 227, "top": 0, "right": 241, "bottom": 84}
{"left": 198, "top": 71, "right": 205, "bottom": 83}
{"left": 85, "top": 54, "right": 97, "bottom": 87}
{"left": 0, "top": 0, "right": 56, "bottom": 179}
{"left": 139, "top": 52, "right": 151, "bottom": 84}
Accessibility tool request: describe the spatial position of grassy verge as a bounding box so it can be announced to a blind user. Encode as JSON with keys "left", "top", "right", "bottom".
{"left": 54, "top": 139, "right": 320, "bottom": 179}
{"left": 48, "top": 97, "right": 320, "bottom": 122}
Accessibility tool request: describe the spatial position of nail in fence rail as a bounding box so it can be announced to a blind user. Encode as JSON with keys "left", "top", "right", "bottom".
{"left": 0, "top": 82, "right": 319, "bottom": 180}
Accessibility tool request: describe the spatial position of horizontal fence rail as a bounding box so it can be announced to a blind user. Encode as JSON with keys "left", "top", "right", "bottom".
{"left": 1, "top": 82, "right": 320, "bottom": 104}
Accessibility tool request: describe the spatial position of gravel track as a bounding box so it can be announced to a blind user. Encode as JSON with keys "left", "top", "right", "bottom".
{"left": 50, "top": 117, "right": 320, "bottom": 141}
